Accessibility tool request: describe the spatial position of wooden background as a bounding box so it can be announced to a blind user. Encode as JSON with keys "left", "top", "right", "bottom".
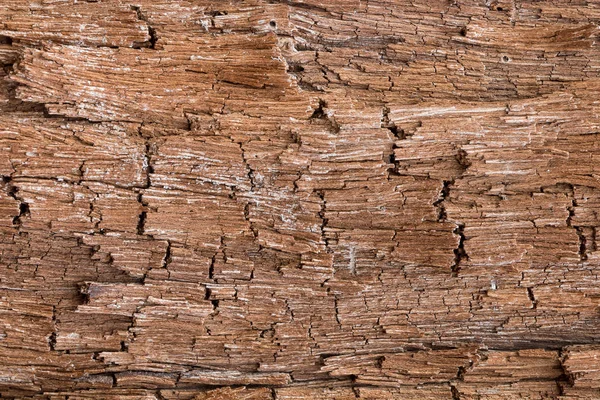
{"left": 2, "top": 0, "right": 600, "bottom": 398}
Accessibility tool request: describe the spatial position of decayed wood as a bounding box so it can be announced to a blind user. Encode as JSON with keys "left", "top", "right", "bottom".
{"left": 2, "top": 0, "right": 600, "bottom": 398}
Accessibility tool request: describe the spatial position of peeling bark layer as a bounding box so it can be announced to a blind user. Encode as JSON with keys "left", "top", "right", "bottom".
{"left": 2, "top": 1, "right": 600, "bottom": 398}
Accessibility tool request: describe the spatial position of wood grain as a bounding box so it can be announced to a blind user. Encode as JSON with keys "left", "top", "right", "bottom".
{"left": 2, "top": 0, "right": 600, "bottom": 398}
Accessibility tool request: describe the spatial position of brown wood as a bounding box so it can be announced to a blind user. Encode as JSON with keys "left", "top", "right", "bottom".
{"left": 2, "top": 1, "right": 600, "bottom": 398}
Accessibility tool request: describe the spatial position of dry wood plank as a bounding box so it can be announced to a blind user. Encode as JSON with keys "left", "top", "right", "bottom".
{"left": 2, "top": 0, "right": 600, "bottom": 398}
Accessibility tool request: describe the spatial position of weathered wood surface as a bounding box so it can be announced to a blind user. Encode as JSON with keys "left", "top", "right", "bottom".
{"left": 2, "top": 0, "right": 600, "bottom": 398}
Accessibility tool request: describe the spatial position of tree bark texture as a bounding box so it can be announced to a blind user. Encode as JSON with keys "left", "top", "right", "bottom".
{"left": 1, "top": 1, "right": 600, "bottom": 398}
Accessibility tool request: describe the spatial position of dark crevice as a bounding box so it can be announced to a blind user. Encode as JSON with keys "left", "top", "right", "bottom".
{"left": 13, "top": 201, "right": 30, "bottom": 226}
{"left": 387, "top": 124, "right": 404, "bottom": 140}
{"left": 208, "top": 236, "right": 223, "bottom": 280}
{"left": 131, "top": 6, "right": 158, "bottom": 49}
{"left": 239, "top": 142, "right": 257, "bottom": 191}
{"left": 566, "top": 190, "right": 588, "bottom": 261}
{"left": 382, "top": 105, "right": 407, "bottom": 176}
{"left": 288, "top": 63, "right": 304, "bottom": 73}
{"left": 144, "top": 143, "right": 155, "bottom": 183}
{"left": 134, "top": 125, "right": 152, "bottom": 238}
{"left": 244, "top": 202, "right": 259, "bottom": 239}
{"left": 575, "top": 227, "right": 587, "bottom": 261}
{"left": 137, "top": 194, "right": 147, "bottom": 236}
{"left": 450, "top": 364, "right": 466, "bottom": 399}
{"left": 387, "top": 151, "right": 397, "bottom": 170}
{"left": 147, "top": 26, "right": 158, "bottom": 49}
{"left": 310, "top": 99, "right": 327, "bottom": 119}
{"left": 432, "top": 180, "right": 469, "bottom": 276}
{"left": 451, "top": 223, "right": 468, "bottom": 276}
{"left": 6, "top": 180, "right": 30, "bottom": 227}
{"left": 162, "top": 241, "right": 172, "bottom": 269}
{"left": 455, "top": 148, "right": 472, "bottom": 171}
{"left": 310, "top": 99, "right": 340, "bottom": 133}
{"left": 331, "top": 290, "right": 342, "bottom": 326}
{"left": 434, "top": 180, "right": 453, "bottom": 222}
{"left": 208, "top": 253, "right": 217, "bottom": 279}
{"left": 49, "top": 305, "right": 58, "bottom": 351}
{"left": 77, "top": 283, "right": 92, "bottom": 306}
{"left": 316, "top": 190, "right": 331, "bottom": 252}
{"left": 565, "top": 187, "right": 576, "bottom": 227}
{"left": 451, "top": 384, "right": 461, "bottom": 400}
{"left": 48, "top": 331, "right": 57, "bottom": 351}
{"left": 138, "top": 123, "right": 154, "bottom": 192}
{"left": 381, "top": 105, "right": 406, "bottom": 140}
{"left": 527, "top": 287, "right": 537, "bottom": 309}
{"left": 557, "top": 349, "right": 574, "bottom": 396}
{"left": 0, "top": 35, "right": 13, "bottom": 45}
